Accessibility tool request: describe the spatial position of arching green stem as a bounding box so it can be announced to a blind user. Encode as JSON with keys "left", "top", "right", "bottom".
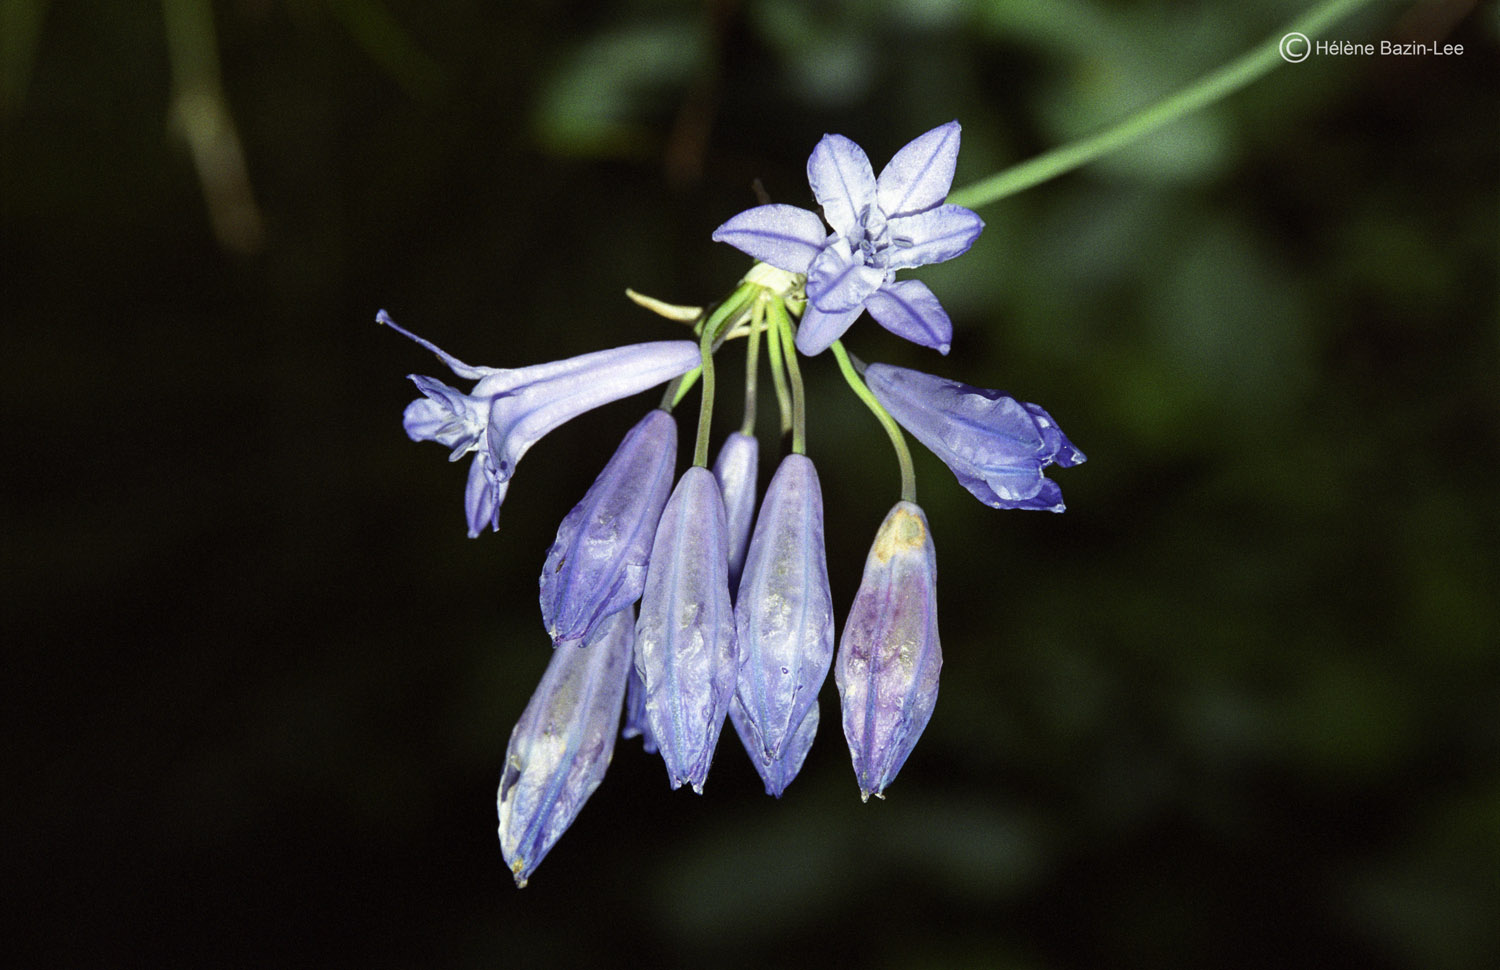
{"left": 739, "top": 301, "right": 762, "bottom": 436}
{"left": 763, "top": 295, "right": 793, "bottom": 437}
{"left": 766, "top": 297, "right": 806, "bottom": 455}
{"left": 947, "top": 0, "right": 1379, "bottom": 211}
{"left": 831, "top": 340, "right": 915, "bottom": 503}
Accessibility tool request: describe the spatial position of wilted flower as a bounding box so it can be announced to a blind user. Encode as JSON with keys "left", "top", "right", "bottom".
{"left": 730, "top": 454, "right": 834, "bottom": 796}
{"left": 381, "top": 310, "right": 698, "bottom": 536}
{"left": 711, "top": 121, "right": 983, "bottom": 356}
{"left": 865, "top": 362, "right": 1085, "bottom": 512}
{"left": 540, "top": 409, "right": 677, "bottom": 646}
{"left": 497, "top": 607, "right": 634, "bottom": 887}
{"left": 712, "top": 431, "right": 759, "bottom": 591}
{"left": 633, "top": 466, "right": 739, "bottom": 793}
{"left": 835, "top": 501, "right": 942, "bottom": 800}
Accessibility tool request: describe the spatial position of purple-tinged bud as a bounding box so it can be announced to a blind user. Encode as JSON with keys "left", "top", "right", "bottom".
{"left": 835, "top": 501, "right": 941, "bottom": 801}
{"left": 730, "top": 698, "right": 819, "bottom": 798}
{"left": 864, "top": 363, "right": 1084, "bottom": 512}
{"left": 497, "top": 608, "right": 634, "bottom": 887}
{"left": 621, "top": 662, "right": 659, "bottom": 754}
{"left": 633, "top": 466, "right": 738, "bottom": 793}
{"left": 540, "top": 410, "right": 678, "bottom": 646}
{"left": 730, "top": 454, "right": 833, "bottom": 796}
{"left": 712, "top": 431, "right": 759, "bottom": 591}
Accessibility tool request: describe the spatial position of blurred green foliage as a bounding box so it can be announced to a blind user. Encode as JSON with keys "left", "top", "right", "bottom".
{"left": 4, "top": 1, "right": 1496, "bottom": 968}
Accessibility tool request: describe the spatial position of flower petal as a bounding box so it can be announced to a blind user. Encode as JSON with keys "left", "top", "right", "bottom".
{"left": 875, "top": 121, "right": 962, "bottom": 218}
{"left": 794, "top": 301, "right": 866, "bottom": 357}
{"left": 540, "top": 410, "right": 678, "bottom": 646}
{"left": 807, "top": 133, "right": 877, "bottom": 238}
{"left": 496, "top": 608, "right": 633, "bottom": 887}
{"left": 731, "top": 454, "right": 833, "bottom": 792}
{"left": 806, "top": 237, "right": 885, "bottom": 313}
{"left": 465, "top": 453, "right": 507, "bottom": 537}
{"left": 487, "top": 341, "right": 699, "bottom": 481}
{"left": 712, "top": 431, "right": 760, "bottom": 592}
{"left": 883, "top": 205, "right": 984, "bottom": 270}
{"left": 711, "top": 205, "right": 828, "bottom": 274}
{"left": 621, "top": 656, "right": 659, "bottom": 754}
{"left": 731, "top": 697, "right": 819, "bottom": 798}
{"left": 864, "top": 280, "right": 953, "bottom": 355}
{"left": 379, "top": 310, "right": 497, "bottom": 381}
{"left": 633, "top": 466, "right": 739, "bottom": 793}
{"left": 835, "top": 502, "right": 941, "bottom": 800}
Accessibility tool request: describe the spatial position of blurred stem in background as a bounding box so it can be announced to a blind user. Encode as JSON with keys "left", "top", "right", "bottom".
{"left": 161, "top": 0, "right": 263, "bottom": 253}
{"left": 948, "top": 0, "right": 1381, "bottom": 210}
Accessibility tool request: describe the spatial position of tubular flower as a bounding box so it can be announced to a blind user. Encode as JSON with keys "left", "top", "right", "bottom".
{"left": 711, "top": 121, "right": 983, "bottom": 356}
{"left": 835, "top": 502, "right": 942, "bottom": 801}
{"left": 865, "top": 362, "right": 1085, "bottom": 512}
{"left": 729, "top": 454, "right": 834, "bottom": 797}
{"left": 380, "top": 310, "right": 698, "bottom": 536}
{"left": 633, "top": 466, "right": 739, "bottom": 793}
{"left": 540, "top": 409, "right": 678, "bottom": 646}
{"left": 496, "top": 607, "right": 634, "bottom": 888}
{"left": 712, "top": 431, "right": 759, "bottom": 592}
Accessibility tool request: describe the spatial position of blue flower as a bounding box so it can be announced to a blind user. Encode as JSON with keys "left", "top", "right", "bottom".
{"left": 711, "top": 121, "right": 984, "bottom": 356}
{"left": 864, "top": 362, "right": 1085, "bottom": 512}
{"left": 633, "top": 466, "right": 739, "bottom": 793}
{"left": 540, "top": 409, "right": 678, "bottom": 646}
{"left": 835, "top": 501, "right": 942, "bottom": 801}
{"left": 497, "top": 607, "right": 634, "bottom": 887}
{"left": 380, "top": 311, "right": 699, "bottom": 537}
{"left": 729, "top": 454, "right": 834, "bottom": 797}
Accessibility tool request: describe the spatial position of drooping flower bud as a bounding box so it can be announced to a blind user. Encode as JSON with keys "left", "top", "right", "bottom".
{"left": 835, "top": 501, "right": 942, "bottom": 800}
{"left": 497, "top": 608, "right": 634, "bottom": 887}
{"left": 729, "top": 454, "right": 833, "bottom": 796}
{"left": 864, "top": 362, "right": 1084, "bottom": 512}
{"left": 633, "top": 466, "right": 739, "bottom": 793}
{"left": 540, "top": 409, "right": 677, "bottom": 646}
{"left": 711, "top": 431, "right": 759, "bottom": 592}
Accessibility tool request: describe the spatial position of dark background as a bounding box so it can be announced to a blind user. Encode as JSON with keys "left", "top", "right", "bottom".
{"left": 5, "top": 1, "right": 1497, "bottom": 967}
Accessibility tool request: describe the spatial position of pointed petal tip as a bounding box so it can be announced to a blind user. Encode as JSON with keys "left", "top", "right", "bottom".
{"left": 376, "top": 309, "right": 393, "bottom": 326}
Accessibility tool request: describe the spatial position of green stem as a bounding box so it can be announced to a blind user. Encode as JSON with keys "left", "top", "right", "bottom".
{"left": 767, "top": 298, "right": 806, "bottom": 455}
{"left": 740, "top": 301, "right": 762, "bottom": 436}
{"left": 693, "top": 313, "right": 717, "bottom": 468}
{"left": 831, "top": 340, "right": 915, "bottom": 503}
{"left": 947, "top": 0, "right": 1378, "bottom": 210}
{"left": 662, "top": 280, "right": 759, "bottom": 412}
{"left": 763, "top": 295, "right": 793, "bottom": 437}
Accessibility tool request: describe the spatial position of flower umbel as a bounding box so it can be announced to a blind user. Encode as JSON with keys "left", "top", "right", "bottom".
{"left": 865, "top": 362, "right": 1085, "bottom": 512}
{"left": 497, "top": 607, "right": 634, "bottom": 887}
{"left": 381, "top": 310, "right": 698, "bottom": 536}
{"left": 711, "top": 121, "right": 984, "bottom": 356}
{"left": 540, "top": 409, "right": 678, "bottom": 646}
{"left": 835, "top": 501, "right": 942, "bottom": 801}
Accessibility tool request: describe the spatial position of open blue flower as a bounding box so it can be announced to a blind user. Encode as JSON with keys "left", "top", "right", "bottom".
{"left": 865, "top": 362, "right": 1085, "bottom": 513}
{"left": 711, "top": 121, "right": 984, "bottom": 356}
{"left": 381, "top": 311, "right": 699, "bottom": 537}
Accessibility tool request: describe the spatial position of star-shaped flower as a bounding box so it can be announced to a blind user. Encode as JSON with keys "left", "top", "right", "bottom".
{"left": 712, "top": 121, "right": 984, "bottom": 356}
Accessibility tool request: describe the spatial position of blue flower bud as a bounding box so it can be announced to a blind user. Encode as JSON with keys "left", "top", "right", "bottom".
{"left": 729, "top": 454, "right": 833, "bottom": 796}
{"left": 633, "top": 466, "right": 739, "bottom": 793}
{"left": 835, "top": 501, "right": 941, "bottom": 800}
{"left": 497, "top": 608, "right": 634, "bottom": 887}
{"left": 864, "top": 362, "right": 1085, "bottom": 512}
{"left": 620, "top": 662, "right": 659, "bottom": 754}
{"left": 540, "top": 409, "right": 677, "bottom": 646}
{"left": 711, "top": 431, "right": 759, "bottom": 592}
